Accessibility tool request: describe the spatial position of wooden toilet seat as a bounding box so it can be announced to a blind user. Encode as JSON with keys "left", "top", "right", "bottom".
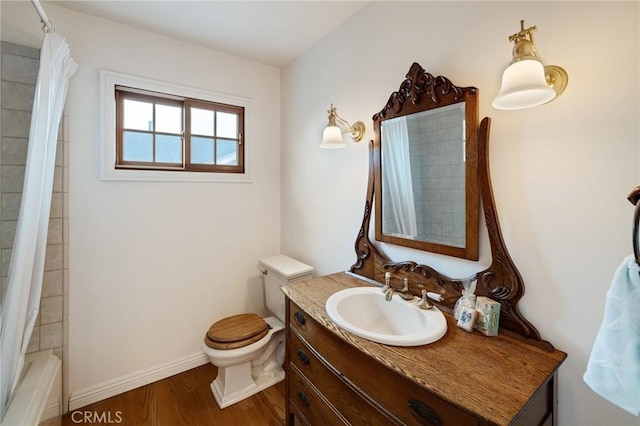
{"left": 204, "top": 313, "right": 270, "bottom": 350}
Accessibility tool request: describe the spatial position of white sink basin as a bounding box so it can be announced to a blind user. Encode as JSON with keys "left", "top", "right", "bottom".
{"left": 325, "top": 287, "right": 447, "bottom": 347}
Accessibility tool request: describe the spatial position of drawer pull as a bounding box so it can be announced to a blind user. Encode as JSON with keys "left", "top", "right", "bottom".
{"left": 296, "top": 390, "right": 310, "bottom": 407}
{"left": 294, "top": 311, "right": 306, "bottom": 326}
{"left": 296, "top": 349, "right": 310, "bottom": 365}
{"left": 408, "top": 399, "right": 442, "bottom": 425}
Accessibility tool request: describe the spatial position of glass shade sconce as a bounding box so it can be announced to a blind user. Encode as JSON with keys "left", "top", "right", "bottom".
{"left": 320, "top": 104, "right": 366, "bottom": 149}
{"left": 492, "top": 20, "right": 568, "bottom": 110}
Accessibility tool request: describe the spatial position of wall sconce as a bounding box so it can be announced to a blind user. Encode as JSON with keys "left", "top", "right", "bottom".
{"left": 492, "top": 20, "right": 568, "bottom": 110}
{"left": 319, "top": 104, "right": 366, "bottom": 149}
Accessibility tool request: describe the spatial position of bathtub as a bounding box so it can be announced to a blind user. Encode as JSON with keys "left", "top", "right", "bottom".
{"left": 2, "top": 350, "right": 61, "bottom": 426}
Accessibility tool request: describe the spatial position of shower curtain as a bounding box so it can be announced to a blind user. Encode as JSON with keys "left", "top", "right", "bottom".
{"left": 381, "top": 117, "right": 418, "bottom": 238}
{"left": 0, "top": 32, "right": 76, "bottom": 417}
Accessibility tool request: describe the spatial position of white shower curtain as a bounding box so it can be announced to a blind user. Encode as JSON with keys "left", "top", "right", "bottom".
{"left": 0, "top": 32, "right": 77, "bottom": 417}
{"left": 381, "top": 117, "right": 418, "bottom": 238}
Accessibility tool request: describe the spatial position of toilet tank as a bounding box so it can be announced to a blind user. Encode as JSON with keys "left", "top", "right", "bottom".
{"left": 259, "top": 255, "right": 314, "bottom": 322}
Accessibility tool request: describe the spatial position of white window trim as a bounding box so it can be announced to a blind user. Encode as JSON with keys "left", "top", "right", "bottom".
{"left": 100, "top": 70, "right": 253, "bottom": 182}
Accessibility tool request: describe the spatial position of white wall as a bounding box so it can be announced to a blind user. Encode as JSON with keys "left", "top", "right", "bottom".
{"left": 282, "top": 2, "right": 639, "bottom": 426}
{"left": 1, "top": 1, "right": 281, "bottom": 406}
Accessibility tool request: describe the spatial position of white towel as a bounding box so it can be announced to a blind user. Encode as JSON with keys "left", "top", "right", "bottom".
{"left": 584, "top": 255, "right": 640, "bottom": 416}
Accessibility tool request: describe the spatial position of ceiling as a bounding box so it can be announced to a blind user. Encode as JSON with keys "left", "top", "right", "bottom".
{"left": 46, "top": 1, "right": 369, "bottom": 67}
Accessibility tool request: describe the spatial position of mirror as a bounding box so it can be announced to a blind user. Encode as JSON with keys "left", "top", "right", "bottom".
{"left": 350, "top": 62, "right": 554, "bottom": 351}
{"left": 374, "top": 63, "right": 479, "bottom": 260}
{"left": 380, "top": 104, "right": 467, "bottom": 248}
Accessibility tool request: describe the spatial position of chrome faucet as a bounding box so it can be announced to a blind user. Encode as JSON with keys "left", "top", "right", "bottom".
{"left": 383, "top": 275, "right": 414, "bottom": 302}
{"left": 398, "top": 277, "right": 414, "bottom": 300}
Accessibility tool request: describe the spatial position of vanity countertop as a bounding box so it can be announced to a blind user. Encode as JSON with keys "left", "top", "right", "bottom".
{"left": 281, "top": 272, "right": 567, "bottom": 425}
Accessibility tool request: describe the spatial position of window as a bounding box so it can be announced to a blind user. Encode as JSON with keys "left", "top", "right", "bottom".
{"left": 100, "top": 70, "right": 252, "bottom": 182}
{"left": 115, "top": 87, "right": 244, "bottom": 173}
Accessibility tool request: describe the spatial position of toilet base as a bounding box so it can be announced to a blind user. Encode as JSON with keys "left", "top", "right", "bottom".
{"left": 203, "top": 316, "right": 286, "bottom": 409}
{"left": 210, "top": 364, "right": 285, "bottom": 409}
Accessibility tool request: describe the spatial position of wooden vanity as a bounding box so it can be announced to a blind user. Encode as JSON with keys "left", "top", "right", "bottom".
{"left": 282, "top": 63, "right": 567, "bottom": 425}
{"left": 282, "top": 273, "right": 566, "bottom": 426}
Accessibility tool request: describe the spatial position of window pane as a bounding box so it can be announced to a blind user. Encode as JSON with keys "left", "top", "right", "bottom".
{"left": 123, "top": 99, "right": 153, "bottom": 131}
{"left": 216, "top": 139, "right": 238, "bottom": 165}
{"left": 156, "top": 104, "right": 182, "bottom": 134}
{"left": 156, "top": 135, "right": 182, "bottom": 164}
{"left": 191, "top": 108, "right": 214, "bottom": 136}
{"left": 191, "top": 136, "right": 214, "bottom": 164}
{"left": 216, "top": 112, "right": 238, "bottom": 139}
{"left": 123, "top": 131, "right": 153, "bottom": 162}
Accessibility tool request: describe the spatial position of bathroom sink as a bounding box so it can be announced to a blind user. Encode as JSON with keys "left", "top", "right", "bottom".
{"left": 325, "top": 287, "right": 447, "bottom": 347}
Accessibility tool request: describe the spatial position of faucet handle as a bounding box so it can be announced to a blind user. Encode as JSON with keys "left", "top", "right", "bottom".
{"left": 382, "top": 271, "right": 391, "bottom": 293}
{"left": 418, "top": 290, "right": 434, "bottom": 310}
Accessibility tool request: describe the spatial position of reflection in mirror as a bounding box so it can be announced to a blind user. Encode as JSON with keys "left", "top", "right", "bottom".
{"left": 381, "top": 103, "right": 466, "bottom": 248}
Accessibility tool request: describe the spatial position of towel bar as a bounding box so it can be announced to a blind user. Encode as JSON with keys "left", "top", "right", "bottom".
{"left": 627, "top": 186, "right": 640, "bottom": 265}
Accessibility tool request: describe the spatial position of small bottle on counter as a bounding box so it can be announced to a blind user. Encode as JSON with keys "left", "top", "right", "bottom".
{"left": 453, "top": 276, "right": 477, "bottom": 320}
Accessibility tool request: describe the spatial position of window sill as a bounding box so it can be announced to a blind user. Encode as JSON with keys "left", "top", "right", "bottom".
{"left": 102, "top": 168, "right": 251, "bottom": 183}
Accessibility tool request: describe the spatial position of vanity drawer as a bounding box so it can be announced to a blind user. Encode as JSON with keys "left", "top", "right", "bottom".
{"left": 288, "top": 301, "right": 480, "bottom": 426}
{"left": 288, "top": 365, "right": 346, "bottom": 426}
{"left": 289, "top": 402, "right": 311, "bottom": 426}
{"left": 290, "top": 329, "right": 398, "bottom": 425}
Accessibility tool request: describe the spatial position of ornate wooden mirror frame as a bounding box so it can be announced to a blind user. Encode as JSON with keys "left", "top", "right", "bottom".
{"left": 350, "top": 62, "right": 554, "bottom": 351}
{"left": 374, "top": 62, "right": 479, "bottom": 260}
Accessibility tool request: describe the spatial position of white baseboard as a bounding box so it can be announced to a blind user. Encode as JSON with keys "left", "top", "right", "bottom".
{"left": 42, "top": 399, "right": 61, "bottom": 422}
{"left": 68, "top": 351, "right": 208, "bottom": 411}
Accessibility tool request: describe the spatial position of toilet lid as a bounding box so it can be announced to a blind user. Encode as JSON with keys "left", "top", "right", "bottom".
{"left": 205, "top": 313, "right": 269, "bottom": 350}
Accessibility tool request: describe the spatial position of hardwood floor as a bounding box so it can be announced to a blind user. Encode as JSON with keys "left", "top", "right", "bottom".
{"left": 62, "top": 364, "right": 286, "bottom": 426}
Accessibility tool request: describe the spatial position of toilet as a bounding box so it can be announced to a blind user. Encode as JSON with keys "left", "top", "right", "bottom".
{"left": 201, "top": 254, "right": 314, "bottom": 409}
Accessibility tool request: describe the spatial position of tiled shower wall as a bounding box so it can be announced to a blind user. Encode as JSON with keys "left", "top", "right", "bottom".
{"left": 406, "top": 104, "right": 465, "bottom": 247}
{"left": 1, "top": 42, "right": 69, "bottom": 399}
